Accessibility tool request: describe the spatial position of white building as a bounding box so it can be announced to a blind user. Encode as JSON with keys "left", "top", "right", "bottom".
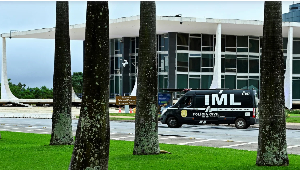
{"left": 1, "top": 16, "right": 300, "bottom": 108}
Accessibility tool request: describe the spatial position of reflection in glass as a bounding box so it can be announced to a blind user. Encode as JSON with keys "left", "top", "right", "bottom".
{"left": 225, "top": 75, "right": 236, "bottom": 89}
{"left": 110, "top": 79, "right": 114, "bottom": 95}
{"left": 202, "top": 34, "right": 213, "bottom": 46}
{"left": 249, "top": 79, "right": 259, "bottom": 97}
{"left": 226, "top": 35, "right": 236, "bottom": 47}
{"left": 115, "top": 76, "right": 120, "bottom": 94}
{"left": 177, "top": 74, "right": 188, "bottom": 89}
{"left": 164, "top": 37, "right": 169, "bottom": 51}
{"left": 293, "top": 80, "right": 300, "bottom": 99}
{"left": 237, "top": 36, "right": 248, "bottom": 47}
{"left": 189, "top": 58, "right": 201, "bottom": 72}
{"left": 293, "top": 41, "right": 300, "bottom": 54}
{"left": 130, "top": 57, "right": 135, "bottom": 73}
{"left": 293, "top": 60, "right": 300, "bottom": 74}
{"left": 177, "top": 46, "right": 189, "bottom": 50}
{"left": 189, "top": 37, "right": 201, "bottom": 51}
{"left": 221, "top": 37, "right": 225, "bottom": 52}
{"left": 249, "top": 39, "right": 259, "bottom": 53}
{"left": 237, "top": 80, "right": 248, "bottom": 89}
{"left": 110, "top": 57, "right": 114, "bottom": 74}
{"left": 201, "top": 75, "right": 212, "bottom": 89}
{"left": 131, "top": 39, "right": 135, "bottom": 53}
{"left": 202, "top": 54, "right": 213, "bottom": 67}
{"left": 115, "top": 39, "right": 120, "bottom": 50}
{"left": 177, "top": 53, "right": 189, "bottom": 72}
{"left": 237, "top": 58, "right": 248, "bottom": 73}
{"left": 249, "top": 59, "right": 259, "bottom": 73}
{"left": 177, "top": 33, "right": 189, "bottom": 46}
{"left": 189, "top": 77, "right": 200, "bottom": 89}
{"left": 225, "top": 55, "right": 236, "bottom": 69}
{"left": 283, "top": 38, "right": 288, "bottom": 50}
{"left": 110, "top": 39, "right": 115, "bottom": 55}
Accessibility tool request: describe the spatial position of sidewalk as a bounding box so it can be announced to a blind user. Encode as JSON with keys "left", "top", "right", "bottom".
{"left": 250, "top": 122, "right": 300, "bottom": 130}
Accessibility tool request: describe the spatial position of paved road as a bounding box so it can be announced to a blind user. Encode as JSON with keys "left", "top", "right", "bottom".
{"left": 1, "top": 118, "right": 300, "bottom": 155}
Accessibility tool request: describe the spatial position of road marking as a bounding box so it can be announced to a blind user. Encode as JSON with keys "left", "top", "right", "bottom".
{"left": 160, "top": 138, "right": 169, "bottom": 140}
{"left": 221, "top": 142, "right": 256, "bottom": 148}
{"left": 287, "top": 145, "right": 300, "bottom": 148}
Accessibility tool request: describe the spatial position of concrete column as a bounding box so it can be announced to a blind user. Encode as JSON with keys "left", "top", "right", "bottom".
{"left": 285, "top": 27, "right": 293, "bottom": 109}
{"left": 210, "top": 24, "right": 221, "bottom": 89}
{"left": 1, "top": 37, "right": 17, "bottom": 100}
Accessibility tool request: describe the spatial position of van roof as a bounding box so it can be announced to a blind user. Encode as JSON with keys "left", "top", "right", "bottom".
{"left": 185, "top": 89, "right": 254, "bottom": 95}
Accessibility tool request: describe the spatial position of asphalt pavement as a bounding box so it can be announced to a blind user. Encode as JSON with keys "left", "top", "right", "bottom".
{"left": 1, "top": 118, "right": 300, "bottom": 155}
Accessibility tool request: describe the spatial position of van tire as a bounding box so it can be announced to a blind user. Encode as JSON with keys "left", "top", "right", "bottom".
{"left": 235, "top": 118, "right": 247, "bottom": 129}
{"left": 167, "top": 117, "right": 182, "bottom": 128}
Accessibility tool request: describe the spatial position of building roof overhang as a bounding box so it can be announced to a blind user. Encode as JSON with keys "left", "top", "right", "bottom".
{"left": 2, "top": 15, "right": 300, "bottom": 40}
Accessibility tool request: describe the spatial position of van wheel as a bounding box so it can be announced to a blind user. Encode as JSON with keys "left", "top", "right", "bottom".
{"left": 167, "top": 117, "right": 181, "bottom": 128}
{"left": 235, "top": 118, "right": 247, "bottom": 129}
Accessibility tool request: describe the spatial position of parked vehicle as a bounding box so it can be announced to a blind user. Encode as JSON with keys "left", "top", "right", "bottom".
{"left": 160, "top": 89, "right": 259, "bottom": 129}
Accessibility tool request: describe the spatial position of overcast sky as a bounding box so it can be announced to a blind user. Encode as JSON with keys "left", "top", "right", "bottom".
{"left": 0, "top": 1, "right": 295, "bottom": 89}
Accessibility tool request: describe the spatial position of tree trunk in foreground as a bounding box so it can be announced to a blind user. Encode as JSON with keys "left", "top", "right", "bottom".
{"left": 133, "top": 1, "right": 160, "bottom": 155}
{"left": 256, "top": 1, "right": 289, "bottom": 166}
{"left": 69, "top": 1, "right": 110, "bottom": 170}
{"left": 50, "top": 1, "right": 74, "bottom": 145}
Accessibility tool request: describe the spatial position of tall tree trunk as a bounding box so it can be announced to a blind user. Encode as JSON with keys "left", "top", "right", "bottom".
{"left": 256, "top": 1, "right": 289, "bottom": 166}
{"left": 69, "top": 1, "right": 110, "bottom": 170}
{"left": 133, "top": 1, "right": 160, "bottom": 155}
{"left": 50, "top": 1, "right": 74, "bottom": 145}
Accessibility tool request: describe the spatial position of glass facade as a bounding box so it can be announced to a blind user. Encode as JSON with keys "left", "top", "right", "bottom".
{"left": 107, "top": 32, "right": 300, "bottom": 100}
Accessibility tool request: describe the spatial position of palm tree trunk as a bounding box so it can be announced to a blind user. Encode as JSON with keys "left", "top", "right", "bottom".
{"left": 69, "top": 1, "right": 110, "bottom": 170}
{"left": 133, "top": 1, "right": 160, "bottom": 155}
{"left": 256, "top": 1, "right": 289, "bottom": 166}
{"left": 50, "top": 1, "right": 73, "bottom": 145}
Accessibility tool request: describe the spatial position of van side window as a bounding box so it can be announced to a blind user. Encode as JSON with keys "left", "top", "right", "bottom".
{"left": 195, "top": 96, "right": 205, "bottom": 108}
{"left": 184, "top": 96, "right": 193, "bottom": 108}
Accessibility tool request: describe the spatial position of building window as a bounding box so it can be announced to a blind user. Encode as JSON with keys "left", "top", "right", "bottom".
{"left": 293, "top": 40, "right": 300, "bottom": 54}
{"left": 177, "top": 74, "right": 188, "bottom": 89}
{"left": 177, "top": 33, "right": 189, "bottom": 46}
{"left": 189, "top": 76, "right": 200, "bottom": 89}
{"left": 249, "top": 39, "right": 259, "bottom": 53}
{"left": 225, "top": 35, "right": 236, "bottom": 52}
{"left": 293, "top": 78, "right": 300, "bottom": 99}
{"left": 202, "top": 54, "right": 213, "bottom": 72}
{"left": 177, "top": 53, "right": 189, "bottom": 72}
{"left": 237, "top": 79, "right": 248, "bottom": 89}
{"left": 189, "top": 37, "right": 201, "bottom": 51}
{"left": 249, "top": 59, "right": 259, "bottom": 73}
{"left": 202, "top": 34, "right": 213, "bottom": 51}
{"left": 293, "top": 60, "right": 300, "bottom": 74}
{"left": 225, "top": 55, "right": 236, "bottom": 72}
{"left": 189, "top": 56, "right": 201, "bottom": 72}
{"left": 237, "top": 58, "right": 248, "bottom": 73}
{"left": 225, "top": 75, "right": 236, "bottom": 89}
{"left": 201, "top": 75, "right": 212, "bottom": 89}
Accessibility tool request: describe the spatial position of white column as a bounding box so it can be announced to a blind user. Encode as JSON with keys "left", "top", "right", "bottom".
{"left": 210, "top": 24, "right": 221, "bottom": 89}
{"left": 285, "top": 27, "right": 293, "bottom": 109}
{"left": 1, "top": 37, "right": 18, "bottom": 100}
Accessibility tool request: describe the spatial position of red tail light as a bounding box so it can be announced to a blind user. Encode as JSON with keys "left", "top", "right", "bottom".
{"left": 253, "top": 108, "right": 255, "bottom": 118}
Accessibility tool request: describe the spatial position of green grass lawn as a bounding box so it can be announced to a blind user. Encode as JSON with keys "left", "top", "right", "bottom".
{"left": 289, "top": 114, "right": 300, "bottom": 117}
{"left": 0, "top": 131, "right": 300, "bottom": 170}
{"left": 286, "top": 117, "right": 300, "bottom": 123}
{"left": 110, "top": 118, "right": 135, "bottom": 121}
{"left": 110, "top": 113, "right": 135, "bottom": 117}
